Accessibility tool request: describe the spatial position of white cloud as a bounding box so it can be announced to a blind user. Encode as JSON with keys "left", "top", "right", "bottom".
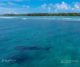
{"left": 40, "top": 2, "right": 80, "bottom": 13}
{"left": 1, "top": 1, "right": 80, "bottom": 14}
{"left": 0, "top": 6, "right": 31, "bottom": 14}
{"left": 41, "top": 3, "right": 47, "bottom": 9}
{"left": 40, "top": 3, "right": 53, "bottom": 13}
{"left": 0, "top": 7, "right": 17, "bottom": 14}
{"left": 49, "top": 3, "right": 54, "bottom": 7}
{"left": 0, "top": 2, "right": 17, "bottom": 6}
{"left": 8, "top": 2, "right": 17, "bottom": 5}
{"left": 48, "top": 7, "right": 51, "bottom": 12}
{"left": 72, "top": 3, "right": 80, "bottom": 11}
{"left": 54, "top": 2, "right": 70, "bottom": 10}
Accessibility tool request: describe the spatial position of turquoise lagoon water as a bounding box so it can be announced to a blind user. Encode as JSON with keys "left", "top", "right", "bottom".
{"left": 0, "top": 16, "right": 80, "bottom": 67}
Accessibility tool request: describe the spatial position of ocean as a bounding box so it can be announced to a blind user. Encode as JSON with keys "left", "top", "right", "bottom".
{"left": 0, "top": 16, "right": 80, "bottom": 67}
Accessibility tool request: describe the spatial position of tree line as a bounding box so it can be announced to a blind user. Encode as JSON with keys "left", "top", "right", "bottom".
{"left": 3, "top": 13, "right": 80, "bottom": 16}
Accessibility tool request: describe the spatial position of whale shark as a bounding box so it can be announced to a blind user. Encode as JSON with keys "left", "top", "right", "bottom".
{"left": 14, "top": 46, "right": 51, "bottom": 51}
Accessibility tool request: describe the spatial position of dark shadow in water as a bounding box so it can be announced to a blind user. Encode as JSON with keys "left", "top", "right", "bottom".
{"left": 7, "top": 53, "right": 34, "bottom": 65}
{"left": 14, "top": 46, "right": 51, "bottom": 51}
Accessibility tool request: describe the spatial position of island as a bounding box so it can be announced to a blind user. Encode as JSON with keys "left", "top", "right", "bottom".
{"left": 2, "top": 13, "right": 80, "bottom": 16}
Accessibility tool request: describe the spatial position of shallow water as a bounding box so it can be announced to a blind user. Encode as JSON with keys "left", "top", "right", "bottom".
{"left": 0, "top": 16, "right": 80, "bottom": 67}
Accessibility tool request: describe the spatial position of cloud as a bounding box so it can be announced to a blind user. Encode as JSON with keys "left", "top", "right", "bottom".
{"left": 48, "top": 7, "right": 51, "bottom": 12}
{"left": 0, "top": 2, "right": 17, "bottom": 6}
{"left": 0, "top": 7, "right": 22, "bottom": 14}
{"left": 0, "top": 7, "right": 17, "bottom": 14}
{"left": 41, "top": 3, "right": 47, "bottom": 9}
{"left": 40, "top": 3, "right": 52, "bottom": 12}
{"left": 1, "top": 1, "right": 80, "bottom": 14}
{"left": 54, "top": 2, "right": 70, "bottom": 10}
{"left": 8, "top": 2, "right": 17, "bottom": 5}
{"left": 40, "top": 2, "right": 80, "bottom": 13}
{"left": 49, "top": 3, "right": 54, "bottom": 7}
{"left": 72, "top": 3, "right": 80, "bottom": 11}
{"left": 40, "top": 2, "right": 71, "bottom": 13}
{"left": 0, "top": 5, "right": 31, "bottom": 14}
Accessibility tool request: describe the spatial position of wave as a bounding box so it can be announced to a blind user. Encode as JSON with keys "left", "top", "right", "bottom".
{"left": 22, "top": 18, "right": 56, "bottom": 20}
{"left": 22, "top": 18, "right": 28, "bottom": 20}
{"left": 0, "top": 17, "right": 17, "bottom": 19}
{"left": 21, "top": 17, "right": 80, "bottom": 21}
{"left": 0, "top": 17, "right": 80, "bottom": 21}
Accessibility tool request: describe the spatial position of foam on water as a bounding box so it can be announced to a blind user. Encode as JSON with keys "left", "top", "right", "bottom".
{"left": 0, "top": 16, "right": 80, "bottom": 22}
{"left": 22, "top": 18, "right": 28, "bottom": 20}
{"left": 0, "top": 17, "right": 17, "bottom": 19}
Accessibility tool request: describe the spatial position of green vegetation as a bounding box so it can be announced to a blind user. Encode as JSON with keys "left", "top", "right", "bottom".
{"left": 2, "top": 13, "right": 80, "bottom": 16}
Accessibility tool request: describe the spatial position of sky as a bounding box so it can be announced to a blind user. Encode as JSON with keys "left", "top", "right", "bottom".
{"left": 0, "top": 0, "right": 80, "bottom": 14}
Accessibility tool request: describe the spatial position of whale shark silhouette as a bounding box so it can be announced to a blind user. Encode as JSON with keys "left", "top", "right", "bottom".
{"left": 14, "top": 46, "right": 51, "bottom": 51}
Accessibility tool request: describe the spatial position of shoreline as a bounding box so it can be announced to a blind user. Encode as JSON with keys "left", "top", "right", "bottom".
{"left": 1, "top": 13, "right": 80, "bottom": 16}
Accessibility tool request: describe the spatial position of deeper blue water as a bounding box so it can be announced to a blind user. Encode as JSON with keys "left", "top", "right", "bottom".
{"left": 0, "top": 16, "right": 80, "bottom": 67}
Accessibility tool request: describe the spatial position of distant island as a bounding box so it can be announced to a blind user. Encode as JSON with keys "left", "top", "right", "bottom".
{"left": 2, "top": 13, "right": 80, "bottom": 16}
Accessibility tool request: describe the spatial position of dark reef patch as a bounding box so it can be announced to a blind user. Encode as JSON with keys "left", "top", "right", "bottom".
{"left": 6, "top": 49, "right": 49, "bottom": 65}
{"left": 7, "top": 53, "right": 34, "bottom": 64}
